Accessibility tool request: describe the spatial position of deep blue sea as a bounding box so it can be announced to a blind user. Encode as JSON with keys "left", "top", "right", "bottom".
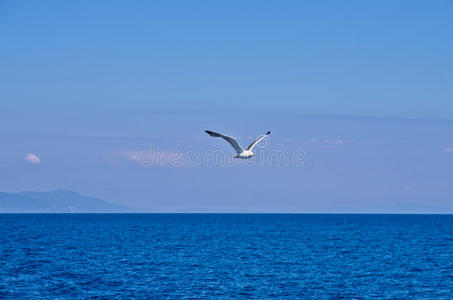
{"left": 1, "top": 214, "right": 452, "bottom": 299}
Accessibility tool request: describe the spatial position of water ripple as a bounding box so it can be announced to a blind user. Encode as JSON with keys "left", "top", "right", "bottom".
{"left": 0, "top": 214, "right": 452, "bottom": 298}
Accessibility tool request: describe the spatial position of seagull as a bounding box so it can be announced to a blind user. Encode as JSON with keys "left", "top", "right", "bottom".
{"left": 205, "top": 130, "right": 271, "bottom": 159}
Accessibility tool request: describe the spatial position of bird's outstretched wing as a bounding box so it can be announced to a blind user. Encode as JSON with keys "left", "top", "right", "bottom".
{"left": 246, "top": 131, "right": 271, "bottom": 151}
{"left": 205, "top": 130, "right": 243, "bottom": 154}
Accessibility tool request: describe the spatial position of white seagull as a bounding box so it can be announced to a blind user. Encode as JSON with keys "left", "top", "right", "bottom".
{"left": 205, "top": 130, "right": 271, "bottom": 159}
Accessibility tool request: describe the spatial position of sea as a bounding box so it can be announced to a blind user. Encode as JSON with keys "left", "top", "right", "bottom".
{"left": 0, "top": 214, "right": 452, "bottom": 299}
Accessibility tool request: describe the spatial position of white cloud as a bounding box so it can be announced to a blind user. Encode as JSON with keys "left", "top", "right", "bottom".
{"left": 122, "top": 151, "right": 141, "bottom": 163}
{"left": 309, "top": 138, "right": 320, "bottom": 144}
{"left": 323, "top": 139, "right": 344, "bottom": 145}
{"left": 444, "top": 148, "right": 453, "bottom": 153}
{"left": 24, "top": 153, "right": 41, "bottom": 164}
{"left": 105, "top": 149, "right": 186, "bottom": 167}
{"left": 308, "top": 138, "right": 344, "bottom": 145}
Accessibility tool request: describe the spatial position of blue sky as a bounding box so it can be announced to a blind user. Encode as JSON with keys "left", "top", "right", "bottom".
{"left": 1, "top": 1, "right": 453, "bottom": 212}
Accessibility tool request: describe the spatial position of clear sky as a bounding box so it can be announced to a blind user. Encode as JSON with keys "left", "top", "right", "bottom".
{"left": 1, "top": 1, "right": 453, "bottom": 212}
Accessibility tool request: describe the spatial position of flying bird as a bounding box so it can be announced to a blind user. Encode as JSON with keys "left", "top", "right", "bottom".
{"left": 205, "top": 130, "right": 271, "bottom": 159}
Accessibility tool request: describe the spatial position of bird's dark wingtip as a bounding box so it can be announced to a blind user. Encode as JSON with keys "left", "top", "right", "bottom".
{"left": 205, "top": 130, "right": 213, "bottom": 135}
{"left": 266, "top": 131, "right": 271, "bottom": 135}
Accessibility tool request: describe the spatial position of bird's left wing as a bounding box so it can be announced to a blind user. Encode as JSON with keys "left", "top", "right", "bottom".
{"left": 205, "top": 130, "right": 243, "bottom": 154}
{"left": 246, "top": 131, "right": 271, "bottom": 151}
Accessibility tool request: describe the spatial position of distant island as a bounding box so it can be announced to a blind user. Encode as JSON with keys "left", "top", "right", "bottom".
{"left": 0, "top": 190, "right": 132, "bottom": 213}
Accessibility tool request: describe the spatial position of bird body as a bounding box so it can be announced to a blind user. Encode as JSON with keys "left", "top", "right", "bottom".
{"left": 205, "top": 130, "right": 271, "bottom": 159}
{"left": 234, "top": 150, "right": 254, "bottom": 159}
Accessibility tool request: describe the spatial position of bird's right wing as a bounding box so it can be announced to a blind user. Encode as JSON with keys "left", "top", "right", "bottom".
{"left": 205, "top": 130, "right": 243, "bottom": 154}
{"left": 246, "top": 131, "right": 271, "bottom": 151}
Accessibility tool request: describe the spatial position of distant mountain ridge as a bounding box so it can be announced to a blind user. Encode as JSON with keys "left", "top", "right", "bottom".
{"left": 0, "top": 190, "right": 131, "bottom": 213}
